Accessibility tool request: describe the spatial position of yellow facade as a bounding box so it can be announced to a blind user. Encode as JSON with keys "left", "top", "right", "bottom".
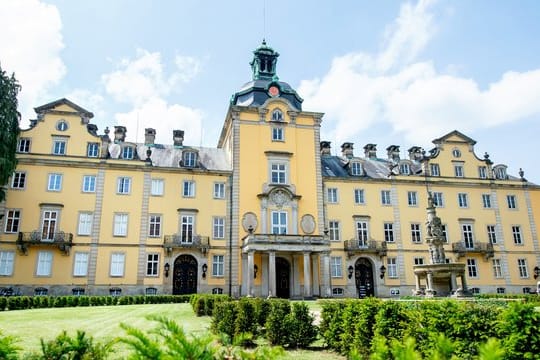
{"left": 1, "top": 42, "right": 539, "bottom": 297}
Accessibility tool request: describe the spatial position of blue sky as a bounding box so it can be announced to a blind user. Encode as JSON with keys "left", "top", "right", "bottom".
{"left": 1, "top": 0, "right": 540, "bottom": 181}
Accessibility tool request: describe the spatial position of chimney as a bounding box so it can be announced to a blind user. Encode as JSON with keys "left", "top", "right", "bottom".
{"left": 114, "top": 126, "right": 126, "bottom": 143}
{"left": 363, "top": 144, "right": 377, "bottom": 159}
{"left": 386, "top": 145, "right": 400, "bottom": 162}
{"left": 320, "top": 141, "right": 331, "bottom": 156}
{"left": 173, "top": 130, "right": 184, "bottom": 147}
{"left": 408, "top": 146, "right": 424, "bottom": 161}
{"left": 341, "top": 142, "right": 354, "bottom": 159}
{"left": 145, "top": 128, "right": 156, "bottom": 145}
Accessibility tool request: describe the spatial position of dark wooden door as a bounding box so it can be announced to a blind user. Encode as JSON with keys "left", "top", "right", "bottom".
{"left": 276, "top": 257, "right": 290, "bottom": 298}
{"left": 173, "top": 255, "right": 197, "bottom": 295}
{"left": 355, "top": 258, "right": 374, "bottom": 298}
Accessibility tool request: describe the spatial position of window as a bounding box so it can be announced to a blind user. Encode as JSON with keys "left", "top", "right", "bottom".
{"left": 117, "top": 177, "right": 131, "bottom": 194}
{"left": 452, "top": 149, "right": 461, "bottom": 158}
{"left": 496, "top": 287, "right": 506, "bottom": 294}
{"left": 387, "top": 258, "right": 398, "bottom": 278}
{"left": 181, "top": 215, "right": 194, "bottom": 243}
{"left": 213, "top": 217, "right": 225, "bottom": 239}
{"left": 41, "top": 210, "right": 58, "bottom": 241}
{"left": 272, "top": 127, "right": 284, "bottom": 141}
{"left": 145, "top": 287, "right": 157, "bottom": 295}
{"left": 432, "top": 192, "right": 444, "bottom": 207}
{"left": 414, "top": 257, "right": 425, "bottom": 265}
{"left": 332, "top": 288, "right": 344, "bottom": 296}
{"left": 77, "top": 212, "right": 93, "bottom": 235}
{"left": 36, "top": 251, "right": 53, "bottom": 276}
{"left": 518, "top": 259, "right": 528, "bottom": 278}
{"left": 330, "top": 257, "right": 342, "bottom": 277}
{"left": 462, "top": 224, "right": 474, "bottom": 249}
{"left": 411, "top": 223, "right": 422, "bottom": 243}
{"left": 34, "top": 287, "right": 48, "bottom": 296}
{"left": 327, "top": 188, "right": 338, "bottom": 203}
{"left": 495, "top": 167, "right": 507, "bottom": 179}
{"left": 82, "top": 175, "right": 96, "bottom": 193}
{"left": 354, "top": 189, "right": 365, "bottom": 204}
{"left": 53, "top": 140, "right": 66, "bottom": 155}
{"left": 110, "top": 253, "right": 125, "bottom": 277}
{"left": 213, "top": 255, "right": 224, "bottom": 276}
{"left": 454, "top": 164, "right": 464, "bottom": 177}
{"left": 183, "top": 151, "right": 197, "bottom": 167}
{"left": 4, "top": 210, "right": 20, "bottom": 233}
{"left": 122, "top": 146, "right": 134, "bottom": 159}
{"left": 109, "top": 287, "right": 122, "bottom": 296}
{"left": 212, "top": 288, "right": 224, "bottom": 294}
{"left": 512, "top": 225, "right": 523, "bottom": 245}
{"left": 148, "top": 215, "right": 162, "bottom": 237}
{"left": 492, "top": 259, "right": 503, "bottom": 278}
{"left": 328, "top": 221, "right": 340, "bottom": 241}
{"left": 407, "top": 191, "right": 417, "bottom": 206}
{"left": 182, "top": 180, "right": 195, "bottom": 197}
{"left": 507, "top": 195, "right": 517, "bottom": 209}
{"left": 441, "top": 224, "right": 448, "bottom": 242}
{"left": 482, "top": 194, "right": 492, "bottom": 208}
{"left": 72, "top": 288, "right": 85, "bottom": 296}
{"left": 430, "top": 164, "right": 440, "bottom": 176}
{"left": 11, "top": 172, "right": 26, "bottom": 189}
{"left": 73, "top": 252, "right": 89, "bottom": 276}
{"left": 467, "top": 258, "right": 478, "bottom": 278}
{"left": 47, "top": 173, "right": 63, "bottom": 191}
{"left": 400, "top": 163, "right": 410, "bottom": 175}
{"left": 56, "top": 120, "right": 68, "bottom": 131}
{"left": 213, "top": 183, "right": 225, "bottom": 199}
{"left": 478, "top": 166, "right": 487, "bottom": 179}
{"left": 0, "top": 251, "right": 15, "bottom": 276}
{"left": 384, "top": 222, "right": 394, "bottom": 243}
{"left": 151, "top": 179, "right": 164, "bottom": 196}
{"left": 356, "top": 221, "right": 369, "bottom": 246}
{"left": 270, "top": 163, "right": 287, "bottom": 184}
{"left": 113, "top": 214, "right": 128, "bottom": 236}
{"left": 18, "top": 138, "right": 30, "bottom": 153}
{"left": 271, "top": 211, "right": 287, "bottom": 234}
{"left": 146, "top": 254, "right": 159, "bottom": 276}
{"left": 381, "top": 190, "right": 391, "bottom": 205}
{"left": 271, "top": 109, "right": 283, "bottom": 121}
{"left": 87, "top": 143, "right": 99, "bottom": 157}
{"left": 523, "top": 287, "right": 531, "bottom": 294}
{"left": 351, "top": 162, "right": 363, "bottom": 176}
{"left": 458, "top": 193, "right": 468, "bottom": 208}
{"left": 487, "top": 225, "right": 497, "bottom": 244}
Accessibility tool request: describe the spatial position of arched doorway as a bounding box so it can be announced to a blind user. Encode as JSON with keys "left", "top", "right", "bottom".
{"left": 355, "top": 258, "right": 374, "bottom": 298}
{"left": 173, "top": 254, "right": 198, "bottom": 295}
{"left": 275, "top": 257, "right": 290, "bottom": 298}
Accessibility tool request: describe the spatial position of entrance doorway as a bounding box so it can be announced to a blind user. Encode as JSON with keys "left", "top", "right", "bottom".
{"left": 275, "top": 257, "right": 290, "bottom": 298}
{"left": 173, "top": 254, "right": 198, "bottom": 295}
{"left": 355, "top": 258, "right": 374, "bottom": 298}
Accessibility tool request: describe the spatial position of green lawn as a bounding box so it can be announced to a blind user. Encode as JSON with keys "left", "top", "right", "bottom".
{"left": 0, "top": 302, "right": 344, "bottom": 359}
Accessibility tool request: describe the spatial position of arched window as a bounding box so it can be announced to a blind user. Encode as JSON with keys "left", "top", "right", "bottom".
{"left": 271, "top": 109, "right": 283, "bottom": 122}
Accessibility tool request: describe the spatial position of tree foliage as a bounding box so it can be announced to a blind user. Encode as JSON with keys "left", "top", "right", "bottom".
{"left": 0, "top": 63, "right": 21, "bottom": 202}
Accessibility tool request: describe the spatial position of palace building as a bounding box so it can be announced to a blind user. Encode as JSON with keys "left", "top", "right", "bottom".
{"left": 1, "top": 41, "right": 539, "bottom": 298}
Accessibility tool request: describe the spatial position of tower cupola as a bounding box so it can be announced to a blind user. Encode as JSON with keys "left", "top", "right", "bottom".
{"left": 250, "top": 39, "right": 280, "bottom": 81}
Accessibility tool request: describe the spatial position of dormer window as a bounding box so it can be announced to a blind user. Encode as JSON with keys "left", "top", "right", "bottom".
{"left": 350, "top": 162, "right": 363, "bottom": 176}
{"left": 494, "top": 166, "right": 507, "bottom": 180}
{"left": 271, "top": 109, "right": 283, "bottom": 122}
{"left": 452, "top": 148, "right": 461, "bottom": 158}
{"left": 56, "top": 120, "right": 69, "bottom": 132}
{"left": 399, "top": 163, "right": 410, "bottom": 175}
{"left": 183, "top": 151, "right": 197, "bottom": 167}
{"left": 122, "top": 146, "right": 134, "bottom": 160}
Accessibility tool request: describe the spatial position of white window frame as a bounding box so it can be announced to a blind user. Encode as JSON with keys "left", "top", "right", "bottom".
{"left": 482, "top": 194, "right": 491, "bottom": 208}
{"left": 507, "top": 195, "right": 517, "bottom": 209}
{"left": 351, "top": 162, "right": 363, "bottom": 176}
{"left": 478, "top": 166, "right": 487, "bottom": 179}
{"left": 411, "top": 223, "right": 422, "bottom": 243}
{"left": 432, "top": 192, "right": 444, "bottom": 207}
{"left": 430, "top": 163, "right": 440, "bottom": 176}
{"left": 517, "top": 258, "right": 529, "bottom": 278}
{"left": 146, "top": 253, "right": 159, "bottom": 277}
{"left": 4, "top": 209, "right": 21, "bottom": 233}
{"left": 151, "top": 179, "right": 164, "bottom": 196}
{"left": 381, "top": 190, "right": 391, "bottom": 205}
{"left": 492, "top": 258, "right": 503, "bottom": 278}
{"left": 182, "top": 180, "right": 195, "bottom": 198}
{"left": 47, "top": 173, "right": 63, "bottom": 192}
{"left": 183, "top": 151, "right": 197, "bottom": 167}
{"left": 330, "top": 257, "right": 342, "bottom": 278}
{"left": 113, "top": 213, "right": 128, "bottom": 237}
{"left": 272, "top": 126, "right": 284, "bottom": 141}
{"left": 180, "top": 215, "right": 195, "bottom": 243}
{"left": 270, "top": 163, "right": 287, "bottom": 184}
{"left": 148, "top": 215, "right": 162, "bottom": 237}
{"left": 454, "top": 164, "right": 464, "bottom": 178}
{"left": 77, "top": 212, "right": 93, "bottom": 236}
{"left": 212, "top": 255, "right": 224, "bottom": 277}
{"left": 213, "top": 217, "right": 225, "bottom": 239}
{"left": 36, "top": 251, "right": 53, "bottom": 276}
{"left": 110, "top": 252, "right": 125, "bottom": 277}
{"left": 512, "top": 225, "right": 523, "bottom": 245}
{"left": 122, "top": 146, "right": 134, "bottom": 160}
{"left": 458, "top": 193, "right": 468, "bottom": 208}
{"left": 387, "top": 257, "right": 398, "bottom": 278}
{"left": 11, "top": 171, "right": 26, "bottom": 189}
{"left": 117, "top": 177, "right": 131, "bottom": 195}
{"left": 462, "top": 224, "right": 474, "bottom": 249}
{"left": 73, "top": 252, "right": 89, "bottom": 277}
{"left": 487, "top": 225, "right": 497, "bottom": 244}
{"left": 82, "top": 175, "right": 96, "bottom": 193}
{"left": 87, "top": 143, "right": 99, "bottom": 158}
{"left": 354, "top": 189, "right": 365, "bottom": 204}
{"left": 271, "top": 109, "right": 283, "bottom": 121}
{"left": 414, "top": 257, "right": 425, "bottom": 265}
{"left": 356, "top": 220, "right": 369, "bottom": 246}
{"left": 384, "top": 222, "right": 394, "bottom": 243}
{"left": 400, "top": 163, "right": 410, "bottom": 175}
{"left": 52, "top": 139, "right": 66, "bottom": 155}
{"left": 271, "top": 211, "right": 287, "bottom": 234}
{"left": 18, "top": 138, "right": 31, "bottom": 153}
{"left": 41, "top": 210, "right": 59, "bottom": 242}
{"left": 467, "top": 258, "right": 478, "bottom": 278}
{"left": 213, "top": 182, "right": 225, "bottom": 199}
{"left": 0, "top": 251, "right": 15, "bottom": 276}
{"left": 327, "top": 188, "right": 338, "bottom": 203}
{"left": 407, "top": 191, "right": 417, "bottom": 206}
{"left": 328, "top": 220, "right": 340, "bottom": 241}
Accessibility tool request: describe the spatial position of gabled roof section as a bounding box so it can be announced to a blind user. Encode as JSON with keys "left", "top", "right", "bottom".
{"left": 432, "top": 130, "right": 476, "bottom": 145}
{"left": 34, "top": 98, "right": 94, "bottom": 119}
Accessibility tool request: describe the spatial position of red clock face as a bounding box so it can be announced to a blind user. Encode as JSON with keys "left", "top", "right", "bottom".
{"left": 268, "top": 86, "right": 279, "bottom": 97}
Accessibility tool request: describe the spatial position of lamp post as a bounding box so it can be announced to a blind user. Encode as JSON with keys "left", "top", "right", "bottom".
{"left": 202, "top": 264, "right": 208, "bottom": 279}
{"left": 164, "top": 263, "right": 170, "bottom": 278}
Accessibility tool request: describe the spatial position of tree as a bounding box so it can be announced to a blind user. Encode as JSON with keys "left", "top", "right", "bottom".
{"left": 0, "top": 63, "right": 21, "bottom": 202}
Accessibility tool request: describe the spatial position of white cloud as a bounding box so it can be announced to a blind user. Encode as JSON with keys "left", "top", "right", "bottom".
{"left": 174, "top": 55, "right": 202, "bottom": 83}
{"left": 65, "top": 89, "right": 105, "bottom": 118}
{"left": 299, "top": 0, "right": 540, "bottom": 149}
{"left": 0, "top": 0, "right": 65, "bottom": 122}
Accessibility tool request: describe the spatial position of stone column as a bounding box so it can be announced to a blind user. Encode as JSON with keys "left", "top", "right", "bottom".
{"left": 450, "top": 272, "right": 458, "bottom": 291}
{"left": 268, "top": 251, "right": 276, "bottom": 297}
{"left": 247, "top": 251, "right": 254, "bottom": 296}
{"left": 414, "top": 273, "right": 421, "bottom": 293}
{"left": 311, "top": 254, "right": 320, "bottom": 296}
{"left": 303, "top": 252, "right": 312, "bottom": 298}
{"left": 320, "top": 252, "right": 331, "bottom": 297}
{"left": 426, "top": 271, "right": 434, "bottom": 296}
{"left": 460, "top": 271, "right": 468, "bottom": 290}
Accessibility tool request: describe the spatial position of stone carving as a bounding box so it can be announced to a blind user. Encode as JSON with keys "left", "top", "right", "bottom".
{"left": 426, "top": 193, "right": 446, "bottom": 264}
{"left": 242, "top": 212, "right": 258, "bottom": 233}
{"left": 300, "top": 214, "right": 316, "bottom": 234}
{"left": 270, "top": 189, "right": 290, "bottom": 208}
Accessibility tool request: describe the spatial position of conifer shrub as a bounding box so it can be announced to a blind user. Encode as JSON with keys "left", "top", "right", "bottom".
{"left": 0, "top": 297, "right": 7, "bottom": 311}
{"left": 78, "top": 296, "right": 90, "bottom": 307}
{"left": 265, "top": 299, "right": 291, "bottom": 346}
{"left": 351, "top": 297, "right": 383, "bottom": 356}
{"left": 318, "top": 300, "right": 346, "bottom": 351}
{"left": 498, "top": 301, "right": 540, "bottom": 359}
{"left": 235, "top": 297, "right": 258, "bottom": 343}
{"left": 211, "top": 300, "right": 238, "bottom": 339}
{"left": 284, "top": 301, "right": 318, "bottom": 348}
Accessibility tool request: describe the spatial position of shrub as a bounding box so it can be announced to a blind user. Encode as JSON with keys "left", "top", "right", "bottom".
{"left": 285, "top": 302, "right": 318, "bottom": 348}
{"left": 0, "top": 330, "right": 20, "bottom": 359}
{"left": 235, "top": 298, "right": 258, "bottom": 343}
{"left": 212, "top": 301, "right": 238, "bottom": 339}
{"left": 265, "top": 299, "right": 291, "bottom": 346}
{"left": 26, "top": 330, "right": 113, "bottom": 360}
{"left": 0, "top": 297, "right": 6, "bottom": 311}
{"left": 319, "top": 300, "right": 346, "bottom": 351}
{"left": 78, "top": 296, "right": 90, "bottom": 307}
{"left": 498, "top": 301, "right": 540, "bottom": 359}
{"left": 351, "top": 297, "right": 383, "bottom": 356}
{"left": 53, "top": 296, "right": 67, "bottom": 308}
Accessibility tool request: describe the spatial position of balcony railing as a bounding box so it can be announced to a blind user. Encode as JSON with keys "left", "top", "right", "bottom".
{"left": 17, "top": 231, "right": 73, "bottom": 255}
{"left": 163, "top": 234, "right": 209, "bottom": 255}
{"left": 344, "top": 239, "right": 387, "bottom": 258}
{"left": 452, "top": 241, "right": 494, "bottom": 260}
{"left": 243, "top": 234, "right": 329, "bottom": 246}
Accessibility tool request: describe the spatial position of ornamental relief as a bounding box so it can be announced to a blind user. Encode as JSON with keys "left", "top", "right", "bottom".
{"left": 270, "top": 189, "right": 291, "bottom": 208}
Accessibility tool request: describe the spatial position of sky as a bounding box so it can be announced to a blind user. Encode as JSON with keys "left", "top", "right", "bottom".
{"left": 1, "top": 0, "right": 540, "bottom": 181}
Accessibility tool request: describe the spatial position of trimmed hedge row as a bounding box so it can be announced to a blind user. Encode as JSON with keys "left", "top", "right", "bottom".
{"left": 0, "top": 294, "right": 192, "bottom": 311}
{"left": 474, "top": 293, "right": 540, "bottom": 303}
{"left": 320, "top": 299, "right": 540, "bottom": 360}
{"left": 189, "top": 294, "right": 230, "bottom": 316}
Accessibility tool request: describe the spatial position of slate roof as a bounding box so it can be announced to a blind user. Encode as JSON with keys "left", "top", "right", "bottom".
{"left": 321, "top": 155, "right": 423, "bottom": 179}
{"left": 232, "top": 79, "right": 303, "bottom": 110}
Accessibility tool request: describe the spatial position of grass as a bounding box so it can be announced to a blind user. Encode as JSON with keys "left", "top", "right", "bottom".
{"left": 0, "top": 302, "right": 344, "bottom": 359}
